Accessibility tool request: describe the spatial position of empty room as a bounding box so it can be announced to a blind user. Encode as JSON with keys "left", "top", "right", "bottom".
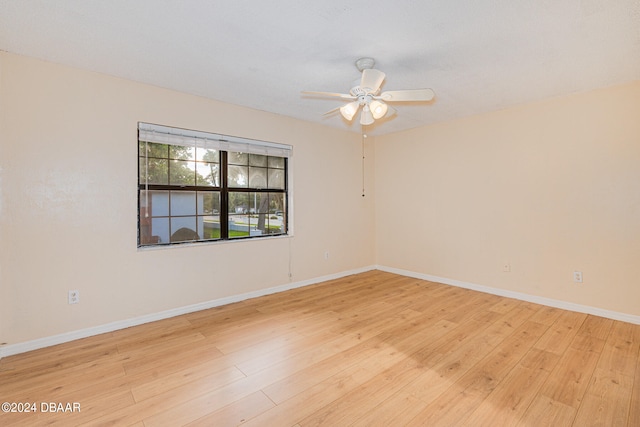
{"left": 1, "top": 1, "right": 639, "bottom": 426}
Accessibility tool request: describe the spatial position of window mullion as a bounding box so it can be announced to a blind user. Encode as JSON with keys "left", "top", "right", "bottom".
{"left": 220, "top": 151, "right": 229, "bottom": 240}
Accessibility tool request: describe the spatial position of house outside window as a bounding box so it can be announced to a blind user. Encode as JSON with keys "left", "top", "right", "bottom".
{"left": 138, "top": 123, "right": 291, "bottom": 246}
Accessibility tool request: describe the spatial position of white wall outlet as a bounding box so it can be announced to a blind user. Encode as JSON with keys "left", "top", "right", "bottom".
{"left": 324, "top": 251, "right": 330, "bottom": 260}
{"left": 573, "top": 271, "right": 583, "bottom": 283}
{"left": 502, "top": 262, "right": 511, "bottom": 272}
{"left": 68, "top": 290, "right": 80, "bottom": 304}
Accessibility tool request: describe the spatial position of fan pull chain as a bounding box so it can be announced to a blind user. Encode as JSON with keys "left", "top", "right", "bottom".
{"left": 361, "top": 131, "right": 367, "bottom": 197}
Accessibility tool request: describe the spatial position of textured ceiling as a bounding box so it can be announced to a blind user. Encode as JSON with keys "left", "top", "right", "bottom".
{"left": 1, "top": 1, "right": 639, "bottom": 135}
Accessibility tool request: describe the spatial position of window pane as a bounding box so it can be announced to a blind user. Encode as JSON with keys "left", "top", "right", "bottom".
{"left": 249, "top": 167, "right": 267, "bottom": 188}
{"left": 269, "top": 192, "right": 285, "bottom": 215}
{"left": 270, "top": 193, "right": 286, "bottom": 234}
{"left": 169, "top": 145, "right": 195, "bottom": 160}
{"left": 198, "top": 192, "right": 220, "bottom": 240}
{"left": 197, "top": 147, "right": 219, "bottom": 163}
{"left": 170, "top": 191, "right": 196, "bottom": 216}
{"left": 251, "top": 193, "right": 269, "bottom": 213}
{"left": 268, "top": 214, "right": 283, "bottom": 235}
{"left": 139, "top": 158, "right": 169, "bottom": 185}
{"left": 229, "top": 214, "right": 250, "bottom": 238}
{"left": 139, "top": 141, "right": 169, "bottom": 158}
{"left": 271, "top": 214, "right": 286, "bottom": 234}
{"left": 150, "top": 217, "right": 170, "bottom": 244}
{"left": 169, "top": 159, "right": 196, "bottom": 186}
{"left": 228, "top": 165, "right": 248, "bottom": 187}
{"left": 248, "top": 192, "right": 268, "bottom": 214}
{"left": 140, "top": 190, "right": 169, "bottom": 217}
{"left": 199, "top": 192, "right": 220, "bottom": 215}
{"left": 196, "top": 162, "right": 219, "bottom": 186}
{"left": 201, "top": 214, "right": 221, "bottom": 239}
{"left": 268, "top": 168, "right": 285, "bottom": 189}
{"left": 249, "top": 154, "right": 268, "bottom": 167}
{"left": 250, "top": 192, "right": 269, "bottom": 236}
{"left": 229, "top": 192, "right": 249, "bottom": 214}
{"left": 250, "top": 215, "right": 265, "bottom": 236}
{"left": 139, "top": 207, "right": 153, "bottom": 243}
{"left": 228, "top": 151, "right": 248, "bottom": 165}
{"left": 268, "top": 156, "right": 285, "bottom": 169}
{"left": 170, "top": 217, "right": 199, "bottom": 242}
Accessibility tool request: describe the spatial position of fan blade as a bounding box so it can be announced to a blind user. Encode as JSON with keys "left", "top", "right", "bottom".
{"left": 322, "top": 106, "right": 341, "bottom": 116}
{"left": 302, "top": 91, "right": 356, "bottom": 100}
{"left": 385, "top": 105, "right": 397, "bottom": 118}
{"left": 359, "top": 69, "right": 385, "bottom": 93}
{"left": 379, "top": 88, "right": 435, "bottom": 102}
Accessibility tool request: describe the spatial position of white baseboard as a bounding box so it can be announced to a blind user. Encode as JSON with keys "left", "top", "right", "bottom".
{"left": 5, "top": 264, "right": 637, "bottom": 359}
{"left": 376, "top": 265, "right": 640, "bottom": 325}
{"left": 0, "top": 265, "right": 376, "bottom": 359}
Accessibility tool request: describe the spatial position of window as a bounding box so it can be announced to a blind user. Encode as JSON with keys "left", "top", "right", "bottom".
{"left": 138, "top": 123, "right": 291, "bottom": 246}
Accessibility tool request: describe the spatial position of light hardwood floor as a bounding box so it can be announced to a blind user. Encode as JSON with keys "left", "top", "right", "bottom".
{"left": 1, "top": 270, "right": 639, "bottom": 426}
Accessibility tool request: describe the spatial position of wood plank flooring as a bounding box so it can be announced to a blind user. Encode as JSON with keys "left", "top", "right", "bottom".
{"left": 1, "top": 270, "right": 639, "bottom": 426}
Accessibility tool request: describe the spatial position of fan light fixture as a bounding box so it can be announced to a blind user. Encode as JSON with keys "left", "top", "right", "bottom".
{"left": 340, "top": 99, "right": 388, "bottom": 123}
{"left": 303, "top": 57, "right": 435, "bottom": 127}
{"left": 369, "top": 100, "right": 388, "bottom": 119}
{"left": 340, "top": 101, "right": 359, "bottom": 121}
{"left": 360, "top": 105, "right": 374, "bottom": 125}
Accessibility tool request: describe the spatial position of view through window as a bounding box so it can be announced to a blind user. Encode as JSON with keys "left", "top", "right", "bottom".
{"left": 138, "top": 123, "right": 290, "bottom": 246}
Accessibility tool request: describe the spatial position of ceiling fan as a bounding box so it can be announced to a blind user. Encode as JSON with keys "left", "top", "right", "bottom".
{"left": 302, "top": 57, "right": 435, "bottom": 126}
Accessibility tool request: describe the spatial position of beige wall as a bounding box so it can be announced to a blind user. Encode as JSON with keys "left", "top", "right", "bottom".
{"left": 2, "top": 49, "right": 638, "bottom": 351}
{"left": 0, "top": 52, "right": 376, "bottom": 346}
{"left": 375, "top": 81, "right": 640, "bottom": 316}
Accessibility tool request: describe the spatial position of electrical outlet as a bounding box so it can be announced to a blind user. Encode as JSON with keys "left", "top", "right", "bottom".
{"left": 573, "top": 271, "right": 583, "bottom": 283}
{"left": 324, "top": 251, "right": 330, "bottom": 260}
{"left": 68, "top": 290, "right": 80, "bottom": 304}
{"left": 502, "top": 262, "right": 511, "bottom": 272}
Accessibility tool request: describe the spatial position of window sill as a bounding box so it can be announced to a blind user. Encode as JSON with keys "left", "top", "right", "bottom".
{"left": 136, "top": 233, "right": 292, "bottom": 251}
